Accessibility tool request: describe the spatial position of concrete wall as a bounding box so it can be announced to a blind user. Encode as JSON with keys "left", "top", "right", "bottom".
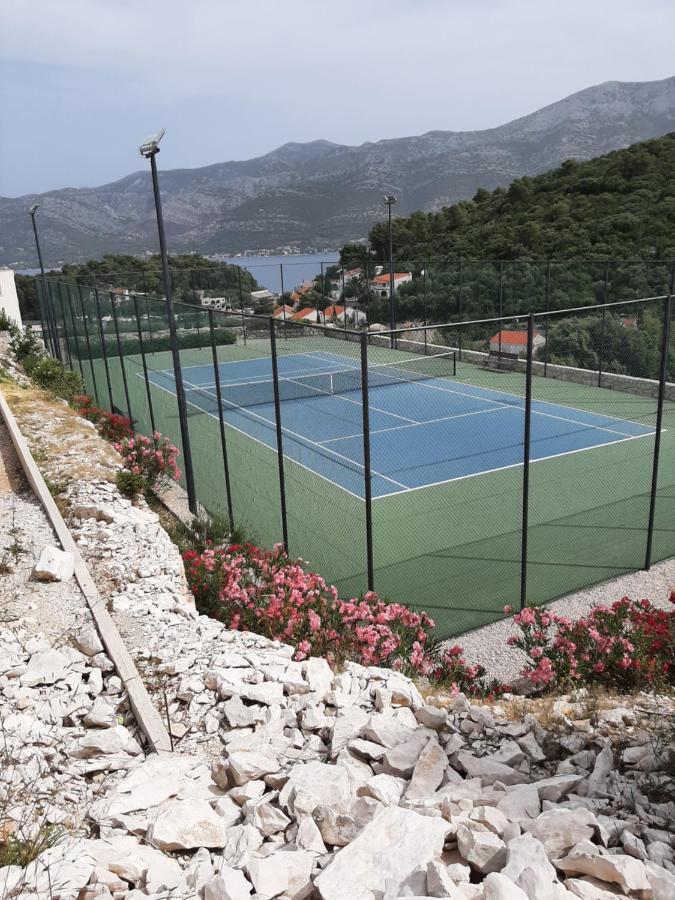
{"left": 369, "top": 334, "right": 675, "bottom": 402}
{"left": 0, "top": 269, "right": 22, "bottom": 327}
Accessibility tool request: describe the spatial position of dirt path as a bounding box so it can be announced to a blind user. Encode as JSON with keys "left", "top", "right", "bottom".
{"left": 0, "top": 414, "right": 25, "bottom": 493}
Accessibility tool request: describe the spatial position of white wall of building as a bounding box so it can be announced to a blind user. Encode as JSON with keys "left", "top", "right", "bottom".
{"left": 0, "top": 269, "right": 22, "bottom": 327}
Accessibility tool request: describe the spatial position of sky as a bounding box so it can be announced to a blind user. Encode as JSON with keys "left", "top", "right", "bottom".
{"left": 2, "top": 0, "right": 674, "bottom": 197}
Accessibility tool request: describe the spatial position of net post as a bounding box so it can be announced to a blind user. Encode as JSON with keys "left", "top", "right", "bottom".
{"left": 145, "top": 297, "right": 154, "bottom": 344}
{"left": 110, "top": 291, "right": 133, "bottom": 422}
{"left": 360, "top": 332, "right": 375, "bottom": 592}
{"left": 598, "top": 261, "right": 609, "bottom": 387}
{"left": 519, "top": 313, "right": 534, "bottom": 611}
{"left": 93, "top": 287, "right": 115, "bottom": 411}
{"left": 208, "top": 309, "right": 235, "bottom": 528}
{"left": 644, "top": 290, "right": 672, "bottom": 570}
{"left": 132, "top": 293, "right": 157, "bottom": 436}
{"left": 342, "top": 268, "right": 348, "bottom": 340}
{"left": 238, "top": 266, "right": 247, "bottom": 345}
{"left": 269, "top": 319, "right": 289, "bottom": 550}
{"left": 497, "top": 262, "right": 504, "bottom": 365}
{"left": 64, "top": 284, "right": 85, "bottom": 379}
{"left": 77, "top": 285, "right": 100, "bottom": 404}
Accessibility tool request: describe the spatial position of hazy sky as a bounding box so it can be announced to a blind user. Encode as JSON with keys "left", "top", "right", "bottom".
{"left": 2, "top": 0, "right": 674, "bottom": 197}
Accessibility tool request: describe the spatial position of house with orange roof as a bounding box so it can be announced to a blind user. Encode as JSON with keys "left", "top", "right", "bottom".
{"left": 369, "top": 272, "right": 412, "bottom": 299}
{"left": 291, "top": 307, "right": 325, "bottom": 324}
{"left": 489, "top": 329, "right": 545, "bottom": 356}
{"left": 272, "top": 304, "right": 295, "bottom": 319}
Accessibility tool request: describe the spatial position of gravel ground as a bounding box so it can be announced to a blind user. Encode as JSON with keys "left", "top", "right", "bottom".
{"left": 0, "top": 419, "right": 91, "bottom": 641}
{"left": 454, "top": 557, "right": 675, "bottom": 685}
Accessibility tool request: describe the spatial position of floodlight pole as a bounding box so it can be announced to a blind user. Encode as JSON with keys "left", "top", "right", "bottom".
{"left": 29, "top": 206, "right": 60, "bottom": 360}
{"left": 143, "top": 141, "right": 197, "bottom": 514}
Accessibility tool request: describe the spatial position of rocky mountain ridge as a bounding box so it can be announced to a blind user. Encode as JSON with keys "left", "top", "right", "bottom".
{"left": 3, "top": 77, "right": 675, "bottom": 267}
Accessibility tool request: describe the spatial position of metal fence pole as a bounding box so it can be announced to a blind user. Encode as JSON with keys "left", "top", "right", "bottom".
{"left": 208, "top": 310, "right": 235, "bottom": 527}
{"left": 544, "top": 261, "right": 551, "bottom": 377}
{"left": 77, "top": 286, "right": 100, "bottom": 404}
{"left": 457, "top": 260, "right": 463, "bottom": 361}
{"left": 237, "top": 267, "right": 247, "bottom": 345}
{"left": 423, "top": 262, "right": 428, "bottom": 355}
{"left": 132, "top": 294, "right": 157, "bottom": 436}
{"left": 64, "top": 285, "right": 85, "bottom": 379}
{"left": 360, "top": 333, "right": 375, "bottom": 591}
{"left": 55, "top": 283, "right": 74, "bottom": 369}
{"left": 93, "top": 287, "right": 115, "bottom": 411}
{"left": 46, "top": 281, "right": 63, "bottom": 362}
{"left": 644, "top": 292, "right": 672, "bottom": 569}
{"left": 109, "top": 292, "right": 133, "bottom": 421}
{"left": 280, "top": 264, "right": 288, "bottom": 340}
{"left": 519, "top": 314, "right": 535, "bottom": 610}
{"left": 498, "top": 262, "right": 504, "bottom": 363}
{"left": 269, "top": 319, "right": 289, "bottom": 550}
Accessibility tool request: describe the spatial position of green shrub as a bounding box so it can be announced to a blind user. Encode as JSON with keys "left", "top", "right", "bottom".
{"left": 29, "top": 357, "right": 84, "bottom": 400}
{"left": 0, "top": 308, "right": 14, "bottom": 331}
{"left": 116, "top": 468, "right": 145, "bottom": 497}
{"left": 8, "top": 324, "right": 44, "bottom": 361}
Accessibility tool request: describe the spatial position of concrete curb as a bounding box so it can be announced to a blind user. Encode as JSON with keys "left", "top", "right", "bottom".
{"left": 0, "top": 387, "right": 173, "bottom": 755}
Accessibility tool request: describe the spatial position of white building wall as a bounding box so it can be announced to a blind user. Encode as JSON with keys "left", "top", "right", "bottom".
{"left": 0, "top": 269, "right": 22, "bottom": 327}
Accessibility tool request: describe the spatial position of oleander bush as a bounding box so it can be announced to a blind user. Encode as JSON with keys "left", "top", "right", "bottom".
{"left": 71, "top": 395, "right": 133, "bottom": 442}
{"left": 182, "top": 542, "right": 502, "bottom": 694}
{"left": 112, "top": 433, "right": 180, "bottom": 495}
{"left": 506, "top": 595, "right": 675, "bottom": 691}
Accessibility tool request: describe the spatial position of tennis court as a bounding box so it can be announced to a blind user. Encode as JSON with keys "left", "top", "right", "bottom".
{"left": 144, "top": 348, "right": 656, "bottom": 502}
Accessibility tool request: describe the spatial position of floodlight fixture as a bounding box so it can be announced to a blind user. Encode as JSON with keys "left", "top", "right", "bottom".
{"left": 139, "top": 128, "right": 166, "bottom": 159}
{"left": 29, "top": 203, "right": 39, "bottom": 216}
{"left": 383, "top": 194, "right": 397, "bottom": 206}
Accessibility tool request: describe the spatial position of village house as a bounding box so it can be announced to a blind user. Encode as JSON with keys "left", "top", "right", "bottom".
{"left": 489, "top": 329, "right": 546, "bottom": 356}
{"left": 369, "top": 272, "right": 413, "bottom": 299}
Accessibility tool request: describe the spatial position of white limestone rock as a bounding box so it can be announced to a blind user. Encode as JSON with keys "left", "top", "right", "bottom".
{"left": 33, "top": 545, "right": 75, "bottom": 582}
{"left": 502, "top": 833, "right": 566, "bottom": 899}
{"left": 20, "top": 647, "right": 70, "bottom": 686}
{"left": 556, "top": 842, "right": 651, "bottom": 895}
{"left": 456, "top": 825, "right": 507, "bottom": 875}
{"left": 227, "top": 748, "right": 281, "bottom": 786}
{"left": 523, "top": 808, "right": 597, "bottom": 860}
{"left": 204, "top": 868, "right": 253, "bottom": 900}
{"left": 406, "top": 738, "right": 447, "bottom": 800}
{"left": 483, "top": 873, "right": 531, "bottom": 900}
{"left": 74, "top": 626, "right": 105, "bottom": 657}
{"left": 314, "top": 806, "right": 450, "bottom": 900}
{"left": 146, "top": 799, "right": 230, "bottom": 850}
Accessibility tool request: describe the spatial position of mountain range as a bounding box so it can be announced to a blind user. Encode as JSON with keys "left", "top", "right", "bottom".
{"left": 3, "top": 76, "right": 675, "bottom": 267}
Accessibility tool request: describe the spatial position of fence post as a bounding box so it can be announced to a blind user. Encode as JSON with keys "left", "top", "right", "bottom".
{"left": 644, "top": 291, "right": 672, "bottom": 570}
{"left": 132, "top": 294, "right": 157, "bottom": 436}
{"left": 93, "top": 287, "right": 115, "bottom": 411}
{"left": 423, "top": 262, "right": 428, "bottom": 355}
{"left": 519, "top": 314, "right": 535, "bottom": 610}
{"left": 208, "top": 310, "right": 235, "bottom": 527}
{"left": 56, "top": 282, "right": 75, "bottom": 369}
{"left": 544, "top": 261, "right": 551, "bottom": 377}
{"left": 46, "top": 281, "right": 63, "bottom": 362}
{"left": 64, "top": 285, "right": 85, "bottom": 379}
{"left": 457, "top": 260, "right": 463, "bottom": 361}
{"left": 360, "top": 333, "right": 375, "bottom": 591}
{"left": 279, "top": 264, "right": 288, "bottom": 340}
{"left": 237, "top": 267, "right": 247, "bottom": 345}
{"left": 269, "top": 319, "right": 289, "bottom": 550}
{"left": 109, "top": 292, "right": 133, "bottom": 421}
{"left": 76, "top": 286, "right": 100, "bottom": 404}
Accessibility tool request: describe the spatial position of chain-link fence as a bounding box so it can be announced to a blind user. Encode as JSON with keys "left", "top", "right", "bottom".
{"left": 37, "top": 274, "right": 674, "bottom": 637}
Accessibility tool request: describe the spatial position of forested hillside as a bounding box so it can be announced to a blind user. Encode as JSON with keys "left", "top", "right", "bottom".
{"left": 16, "top": 254, "right": 259, "bottom": 319}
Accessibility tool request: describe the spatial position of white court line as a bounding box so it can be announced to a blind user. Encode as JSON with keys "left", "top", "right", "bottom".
{"left": 371, "top": 430, "right": 658, "bottom": 500}
{"left": 318, "top": 403, "right": 513, "bottom": 445}
{"left": 148, "top": 375, "right": 408, "bottom": 491}
{"left": 144, "top": 376, "right": 365, "bottom": 500}
{"left": 310, "top": 350, "right": 649, "bottom": 439}
{"left": 141, "top": 369, "right": 658, "bottom": 501}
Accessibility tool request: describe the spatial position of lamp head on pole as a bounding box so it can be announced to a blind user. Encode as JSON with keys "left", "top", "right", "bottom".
{"left": 139, "top": 128, "right": 166, "bottom": 159}
{"left": 383, "top": 194, "right": 397, "bottom": 207}
{"left": 29, "top": 204, "right": 39, "bottom": 217}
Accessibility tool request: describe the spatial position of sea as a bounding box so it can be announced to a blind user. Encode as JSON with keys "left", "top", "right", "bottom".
{"left": 16, "top": 253, "right": 341, "bottom": 294}
{"left": 219, "top": 253, "right": 339, "bottom": 293}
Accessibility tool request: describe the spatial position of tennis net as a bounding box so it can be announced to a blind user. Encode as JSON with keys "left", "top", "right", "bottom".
{"left": 185, "top": 350, "right": 457, "bottom": 412}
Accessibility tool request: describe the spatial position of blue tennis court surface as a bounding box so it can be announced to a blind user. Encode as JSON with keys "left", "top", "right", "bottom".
{"left": 145, "top": 350, "right": 656, "bottom": 500}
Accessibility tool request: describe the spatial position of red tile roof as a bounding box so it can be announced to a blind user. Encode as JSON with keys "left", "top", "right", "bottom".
{"left": 324, "top": 305, "right": 345, "bottom": 317}
{"left": 272, "top": 305, "right": 295, "bottom": 317}
{"left": 490, "top": 330, "right": 542, "bottom": 345}
{"left": 371, "top": 273, "right": 410, "bottom": 285}
{"left": 291, "top": 307, "right": 320, "bottom": 320}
